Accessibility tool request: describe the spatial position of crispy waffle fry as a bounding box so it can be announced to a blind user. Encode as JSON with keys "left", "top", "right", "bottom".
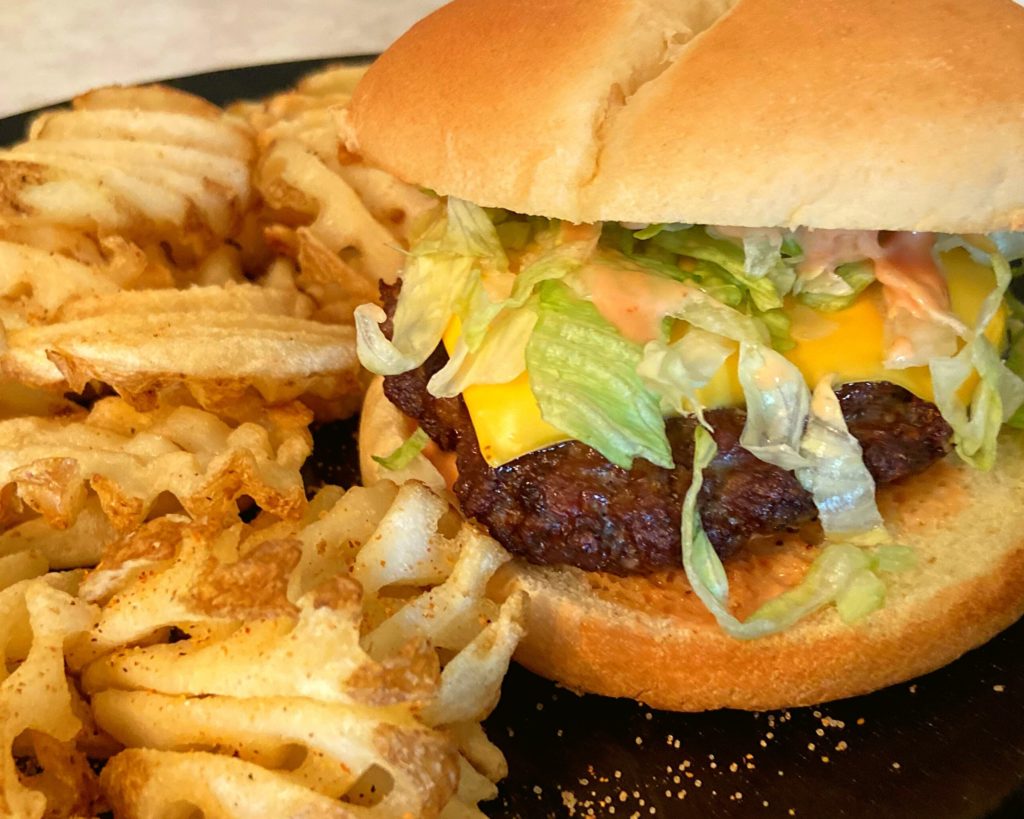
{"left": 0, "top": 283, "right": 363, "bottom": 419}
{"left": 80, "top": 481, "right": 524, "bottom": 818}
{"left": 101, "top": 749, "right": 371, "bottom": 819}
{"left": 260, "top": 141, "right": 402, "bottom": 285}
{"left": 81, "top": 542, "right": 438, "bottom": 706}
{"left": 0, "top": 580, "right": 99, "bottom": 819}
{"left": 0, "top": 231, "right": 169, "bottom": 329}
{"left": 0, "top": 66, "right": 527, "bottom": 817}
{"left": 3, "top": 86, "right": 255, "bottom": 258}
{"left": 237, "top": 65, "right": 440, "bottom": 322}
{"left": 0, "top": 499, "right": 117, "bottom": 570}
{"left": 0, "top": 396, "right": 312, "bottom": 531}
{"left": 92, "top": 690, "right": 457, "bottom": 805}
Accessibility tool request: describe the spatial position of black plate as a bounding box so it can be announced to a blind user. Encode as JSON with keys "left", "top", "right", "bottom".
{"left": 4, "top": 59, "right": 1023, "bottom": 819}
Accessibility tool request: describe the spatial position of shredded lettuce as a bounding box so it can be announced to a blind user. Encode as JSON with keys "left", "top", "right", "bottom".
{"left": 428, "top": 303, "right": 538, "bottom": 397}
{"left": 650, "top": 227, "right": 792, "bottom": 312}
{"left": 680, "top": 427, "right": 895, "bottom": 639}
{"left": 638, "top": 329, "right": 735, "bottom": 422}
{"left": 525, "top": 280, "right": 671, "bottom": 469}
{"left": 600, "top": 225, "right": 797, "bottom": 348}
{"left": 356, "top": 198, "right": 506, "bottom": 375}
{"left": 372, "top": 427, "right": 430, "bottom": 471}
{"left": 632, "top": 222, "right": 691, "bottom": 240}
{"left": 930, "top": 246, "right": 1024, "bottom": 468}
{"left": 990, "top": 232, "right": 1024, "bottom": 264}
{"left": 737, "top": 343, "right": 810, "bottom": 470}
{"left": 796, "top": 379, "right": 886, "bottom": 540}
{"left": 1006, "top": 293, "right": 1024, "bottom": 428}
{"left": 459, "top": 225, "right": 599, "bottom": 352}
{"left": 738, "top": 346, "right": 886, "bottom": 539}
{"left": 796, "top": 261, "right": 876, "bottom": 312}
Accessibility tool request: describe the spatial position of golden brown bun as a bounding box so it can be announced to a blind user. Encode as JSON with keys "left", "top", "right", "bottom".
{"left": 361, "top": 379, "right": 1024, "bottom": 711}
{"left": 348, "top": 0, "right": 1024, "bottom": 232}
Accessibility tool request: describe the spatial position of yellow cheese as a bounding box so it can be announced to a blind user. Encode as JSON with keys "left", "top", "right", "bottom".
{"left": 442, "top": 319, "right": 569, "bottom": 463}
{"left": 448, "top": 247, "right": 1005, "bottom": 466}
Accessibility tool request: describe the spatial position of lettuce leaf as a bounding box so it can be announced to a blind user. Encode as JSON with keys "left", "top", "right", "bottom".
{"left": 372, "top": 427, "right": 429, "bottom": 471}
{"left": 737, "top": 343, "right": 810, "bottom": 470}
{"left": 929, "top": 247, "right": 1024, "bottom": 467}
{"left": 796, "top": 379, "right": 886, "bottom": 539}
{"left": 680, "top": 427, "right": 894, "bottom": 640}
{"left": 459, "top": 225, "right": 599, "bottom": 352}
{"left": 356, "top": 198, "right": 506, "bottom": 375}
{"left": 638, "top": 329, "right": 735, "bottom": 422}
{"left": 991, "top": 231, "right": 1024, "bottom": 263}
{"left": 1006, "top": 292, "right": 1024, "bottom": 428}
{"left": 796, "top": 261, "right": 876, "bottom": 312}
{"left": 738, "top": 346, "right": 886, "bottom": 539}
{"left": 650, "top": 227, "right": 791, "bottom": 312}
{"left": 428, "top": 303, "right": 538, "bottom": 397}
{"left": 525, "top": 280, "right": 671, "bottom": 469}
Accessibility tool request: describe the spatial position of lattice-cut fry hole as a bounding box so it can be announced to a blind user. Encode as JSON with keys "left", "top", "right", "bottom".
{"left": 421, "top": 590, "right": 527, "bottom": 727}
{"left": 14, "top": 730, "right": 100, "bottom": 819}
{"left": 259, "top": 141, "right": 402, "bottom": 284}
{"left": 91, "top": 689, "right": 458, "bottom": 807}
{"left": 281, "top": 480, "right": 399, "bottom": 601}
{"left": 1, "top": 572, "right": 84, "bottom": 669}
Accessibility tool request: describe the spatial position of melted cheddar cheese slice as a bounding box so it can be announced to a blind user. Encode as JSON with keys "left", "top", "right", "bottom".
{"left": 447, "top": 248, "right": 1005, "bottom": 466}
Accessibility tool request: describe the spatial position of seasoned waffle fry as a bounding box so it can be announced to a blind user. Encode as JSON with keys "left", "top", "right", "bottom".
{"left": 93, "top": 690, "right": 457, "bottom": 805}
{"left": 80, "top": 482, "right": 523, "bottom": 818}
{"left": 101, "top": 749, "right": 372, "bottom": 819}
{"left": 235, "top": 66, "right": 440, "bottom": 323}
{"left": 31, "top": 107, "right": 252, "bottom": 162}
{"left": 81, "top": 542, "right": 438, "bottom": 706}
{"left": 67, "top": 84, "right": 227, "bottom": 118}
{"left": 0, "top": 397, "right": 312, "bottom": 531}
{"left": 0, "top": 499, "right": 118, "bottom": 570}
{"left": 0, "top": 580, "right": 99, "bottom": 819}
{"left": 0, "top": 240, "right": 120, "bottom": 327}
{"left": 0, "top": 65, "right": 526, "bottom": 818}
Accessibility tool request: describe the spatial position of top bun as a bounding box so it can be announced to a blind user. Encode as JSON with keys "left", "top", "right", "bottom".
{"left": 348, "top": 0, "right": 1024, "bottom": 232}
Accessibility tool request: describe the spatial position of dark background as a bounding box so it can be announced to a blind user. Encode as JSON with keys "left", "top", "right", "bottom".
{"left": 4, "top": 58, "right": 1022, "bottom": 819}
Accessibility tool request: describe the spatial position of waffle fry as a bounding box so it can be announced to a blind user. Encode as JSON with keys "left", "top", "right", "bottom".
{"left": 0, "top": 65, "right": 525, "bottom": 818}
{"left": 79, "top": 482, "right": 525, "bottom": 818}
{"left": 0, "top": 283, "right": 363, "bottom": 419}
{"left": 3, "top": 85, "right": 254, "bottom": 258}
{"left": 236, "top": 63, "right": 440, "bottom": 323}
{"left": 0, "top": 578, "right": 99, "bottom": 819}
{"left": 0, "top": 397, "right": 312, "bottom": 531}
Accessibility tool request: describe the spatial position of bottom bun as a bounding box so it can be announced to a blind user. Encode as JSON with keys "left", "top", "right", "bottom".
{"left": 360, "top": 377, "right": 1024, "bottom": 711}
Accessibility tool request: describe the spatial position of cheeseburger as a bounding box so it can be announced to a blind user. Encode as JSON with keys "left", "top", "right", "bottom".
{"left": 347, "top": 0, "right": 1024, "bottom": 710}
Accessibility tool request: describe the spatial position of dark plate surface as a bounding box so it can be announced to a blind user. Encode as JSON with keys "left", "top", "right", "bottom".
{"left": 4, "top": 59, "right": 1023, "bottom": 819}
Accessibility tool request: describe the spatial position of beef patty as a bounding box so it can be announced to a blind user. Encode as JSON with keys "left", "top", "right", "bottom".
{"left": 379, "top": 283, "right": 953, "bottom": 575}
